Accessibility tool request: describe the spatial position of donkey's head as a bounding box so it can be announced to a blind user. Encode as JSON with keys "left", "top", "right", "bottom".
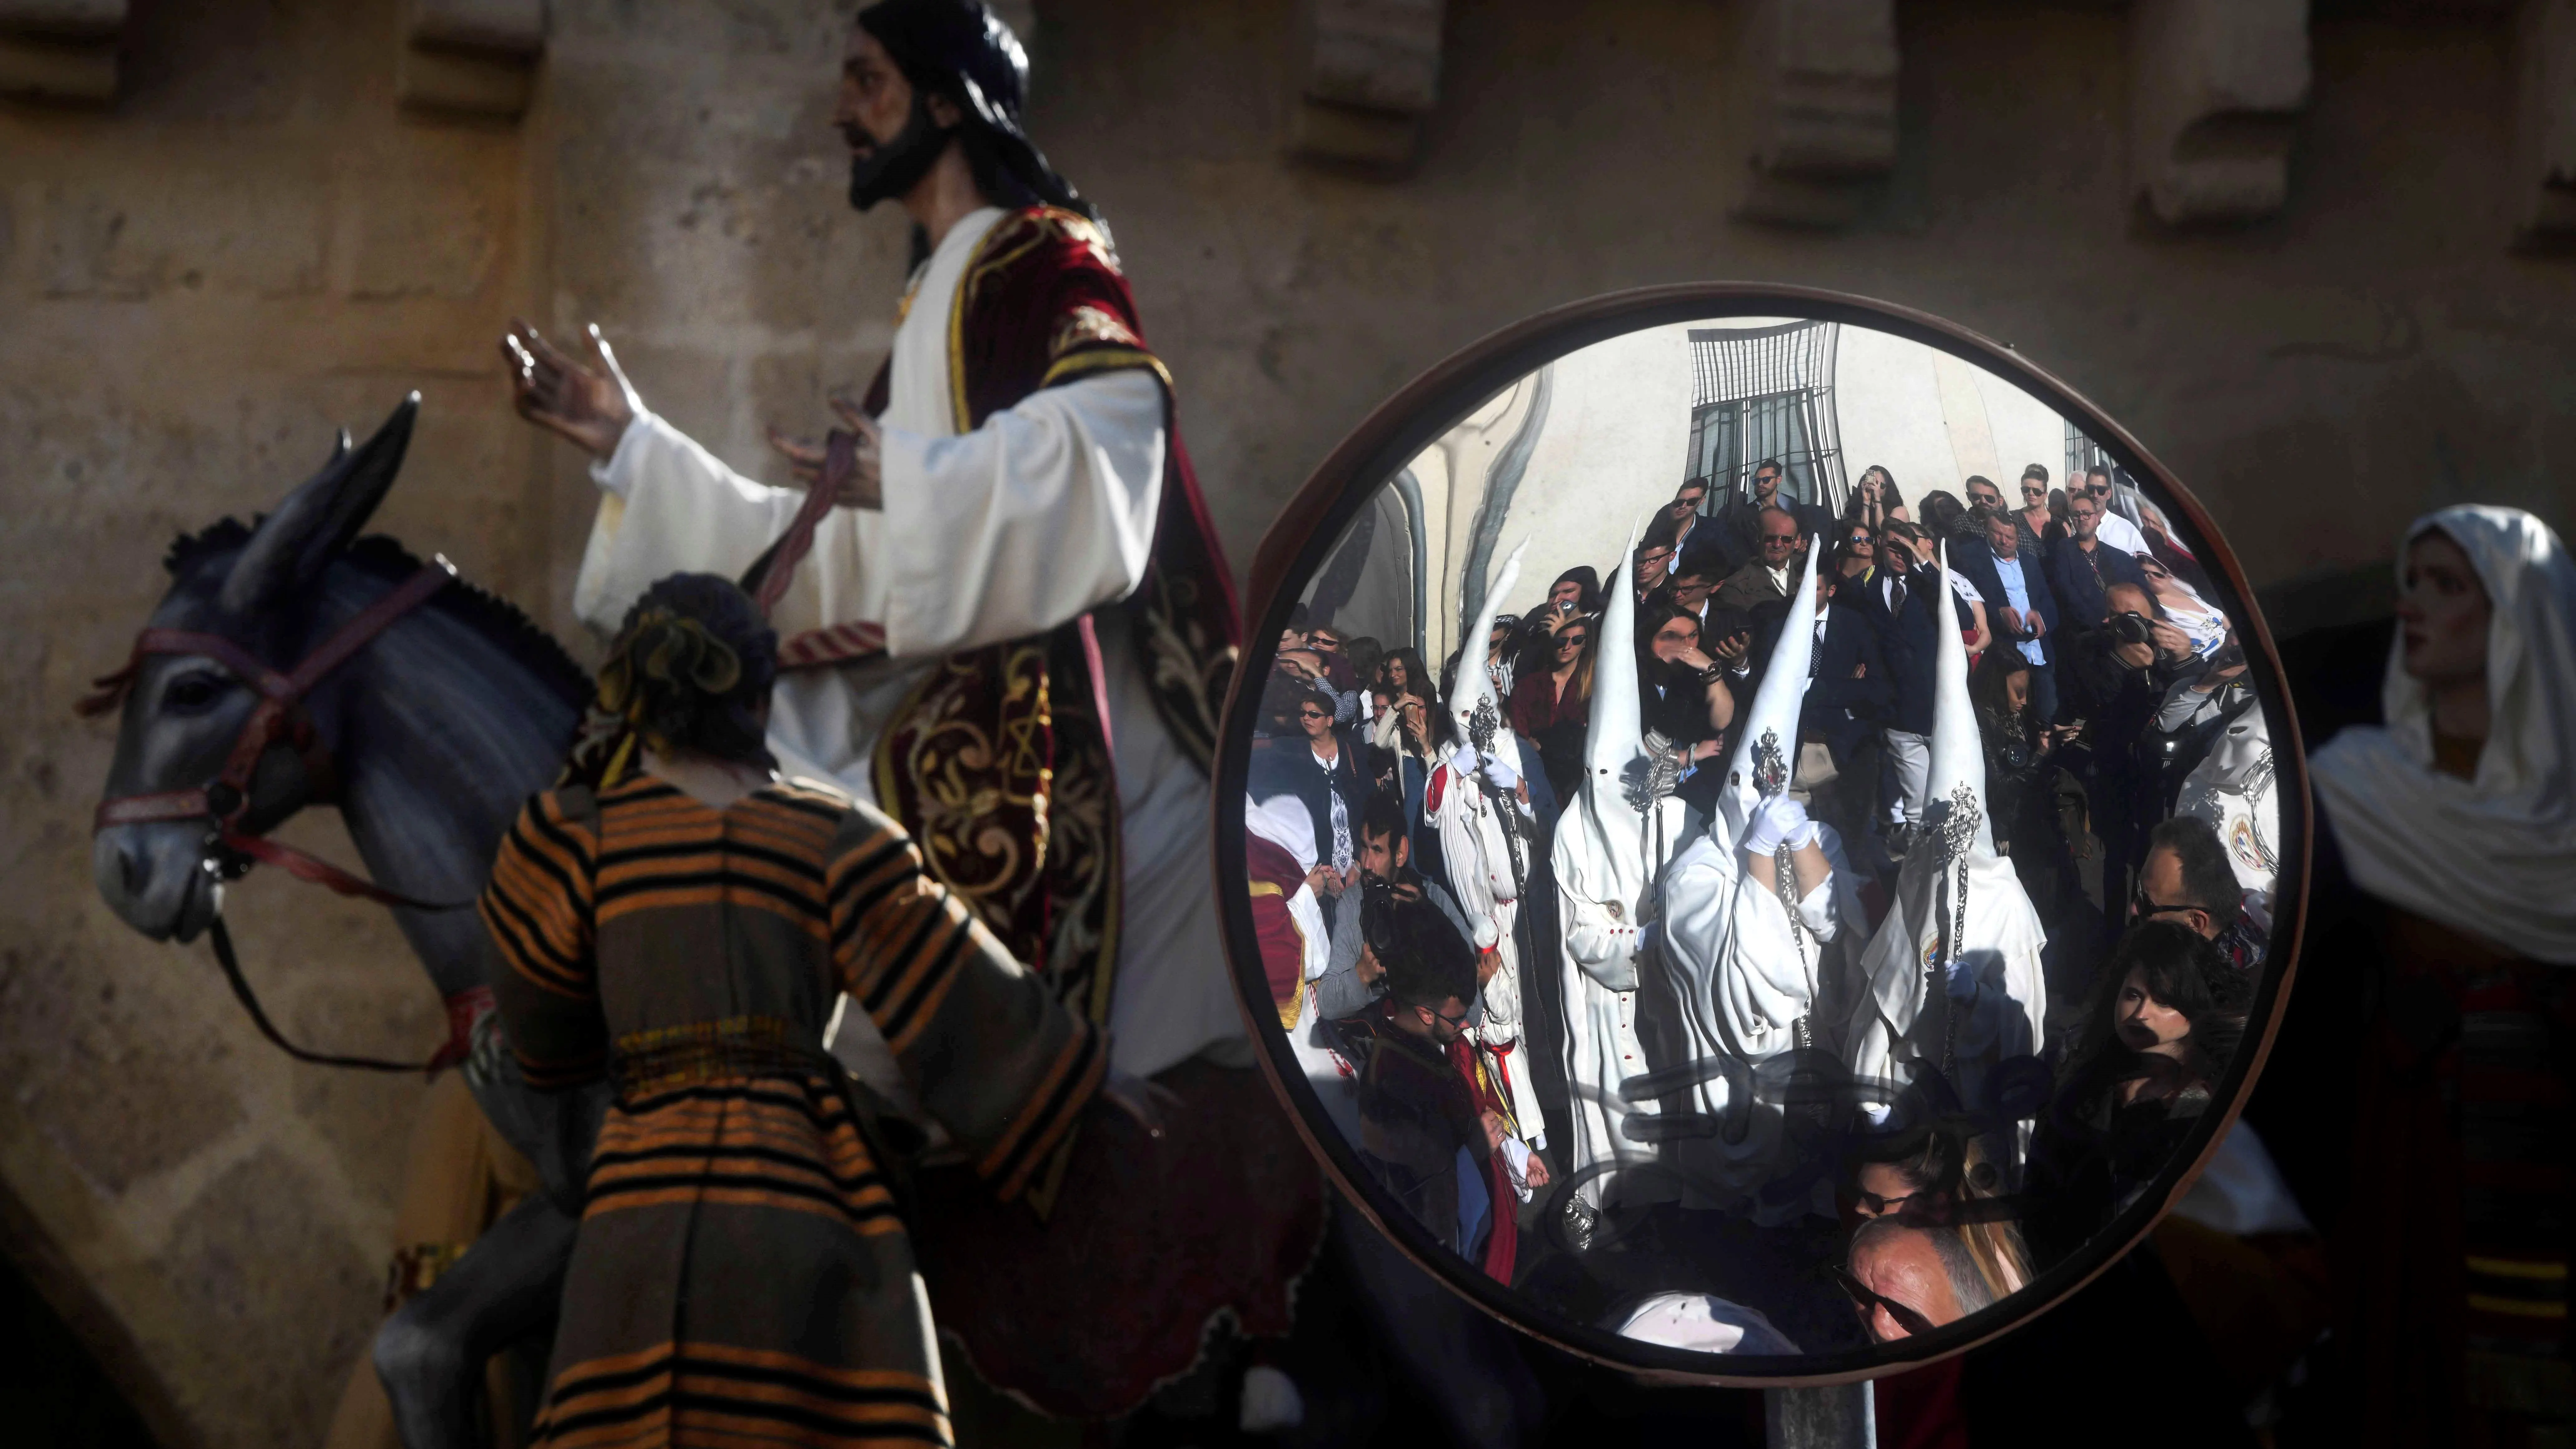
{"left": 90, "top": 396, "right": 418, "bottom": 941}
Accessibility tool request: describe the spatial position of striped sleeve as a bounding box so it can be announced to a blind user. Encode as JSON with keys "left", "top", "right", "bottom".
{"left": 480, "top": 791, "right": 606, "bottom": 1090}
{"left": 825, "top": 800, "right": 1104, "bottom": 1203}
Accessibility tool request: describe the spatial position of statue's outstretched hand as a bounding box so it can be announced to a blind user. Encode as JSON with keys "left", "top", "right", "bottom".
{"left": 765, "top": 392, "right": 884, "bottom": 509}
{"left": 501, "top": 320, "right": 638, "bottom": 461}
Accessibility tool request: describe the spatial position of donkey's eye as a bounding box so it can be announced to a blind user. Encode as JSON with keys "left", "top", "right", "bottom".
{"left": 163, "top": 674, "right": 228, "bottom": 712}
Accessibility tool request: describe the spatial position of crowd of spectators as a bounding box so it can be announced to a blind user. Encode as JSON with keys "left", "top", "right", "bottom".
{"left": 1243, "top": 456, "right": 2276, "bottom": 1354}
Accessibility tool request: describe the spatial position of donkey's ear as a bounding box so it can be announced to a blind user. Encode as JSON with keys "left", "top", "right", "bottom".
{"left": 220, "top": 394, "right": 418, "bottom": 613}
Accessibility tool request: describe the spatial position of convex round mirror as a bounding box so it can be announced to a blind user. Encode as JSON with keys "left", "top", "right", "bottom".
{"left": 1217, "top": 285, "right": 2304, "bottom": 1382}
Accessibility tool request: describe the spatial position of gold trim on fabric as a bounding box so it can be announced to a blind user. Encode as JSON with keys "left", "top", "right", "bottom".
{"left": 1040, "top": 346, "right": 1173, "bottom": 394}
{"left": 2470, "top": 1256, "right": 2569, "bottom": 1280}
{"left": 2468, "top": 1294, "right": 2568, "bottom": 1319}
{"left": 609, "top": 1015, "right": 813, "bottom": 1101}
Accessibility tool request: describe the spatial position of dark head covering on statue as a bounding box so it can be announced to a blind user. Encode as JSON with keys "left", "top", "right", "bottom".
{"left": 851, "top": 0, "right": 1100, "bottom": 236}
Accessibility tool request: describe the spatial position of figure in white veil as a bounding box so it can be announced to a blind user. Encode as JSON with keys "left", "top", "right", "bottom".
{"left": 1658, "top": 540, "right": 1868, "bottom": 1218}
{"left": 1553, "top": 517, "right": 1693, "bottom": 1220}
{"left": 1848, "top": 543, "right": 2049, "bottom": 1132}
{"left": 1427, "top": 538, "right": 1550, "bottom": 1150}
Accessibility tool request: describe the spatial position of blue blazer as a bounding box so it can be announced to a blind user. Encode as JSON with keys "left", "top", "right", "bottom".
{"left": 1803, "top": 601, "right": 1895, "bottom": 762}
{"left": 1952, "top": 536, "right": 2062, "bottom": 660}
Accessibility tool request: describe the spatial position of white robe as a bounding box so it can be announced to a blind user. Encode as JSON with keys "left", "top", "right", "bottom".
{"left": 1552, "top": 792, "right": 1690, "bottom": 1212}
{"left": 1425, "top": 755, "right": 1547, "bottom": 1147}
{"left": 572, "top": 205, "right": 1239, "bottom": 1080}
{"left": 1656, "top": 824, "right": 1864, "bottom": 1216}
{"left": 1846, "top": 850, "right": 2049, "bottom": 1124}
{"left": 2177, "top": 705, "right": 2281, "bottom": 899}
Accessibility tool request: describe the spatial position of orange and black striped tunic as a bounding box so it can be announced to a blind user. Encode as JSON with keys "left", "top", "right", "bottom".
{"left": 480, "top": 773, "right": 1104, "bottom": 1449}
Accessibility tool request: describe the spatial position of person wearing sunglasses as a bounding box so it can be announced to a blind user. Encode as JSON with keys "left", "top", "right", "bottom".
{"left": 2016, "top": 464, "right": 2057, "bottom": 557}
{"left": 1840, "top": 1218, "right": 1995, "bottom": 1342}
{"left": 2079, "top": 465, "right": 2153, "bottom": 559}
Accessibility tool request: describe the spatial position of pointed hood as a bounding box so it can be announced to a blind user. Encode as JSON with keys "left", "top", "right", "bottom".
{"left": 1586, "top": 515, "right": 1649, "bottom": 785}
{"left": 1715, "top": 534, "right": 1823, "bottom": 845}
{"left": 1925, "top": 542, "right": 1995, "bottom": 861}
{"left": 1847, "top": 544, "right": 2049, "bottom": 1104}
{"left": 1450, "top": 536, "right": 1530, "bottom": 753}
{"left": 1567, "top": 516, "right": 1652, "bottom": 893}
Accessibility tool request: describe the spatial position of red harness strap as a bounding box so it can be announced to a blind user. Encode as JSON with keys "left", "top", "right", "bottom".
{"left": 83, "top": 559, "right": 483, "bottom": 1076}
{"left": 85, "top": 561, "right": 468, "bottom": 910}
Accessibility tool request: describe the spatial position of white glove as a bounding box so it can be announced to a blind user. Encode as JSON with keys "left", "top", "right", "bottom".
{"left": 1739, "top": 794, "right": 1818, "bottom": 857}
{"left": 1448, "top": 745, "right": 1520, "bottom": 793}
{"left": 1944, "top": 954, "right": 1981, "bottom": 1002}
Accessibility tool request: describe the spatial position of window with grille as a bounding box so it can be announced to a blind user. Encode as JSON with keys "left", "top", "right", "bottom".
{"left": 1684, "top": 321, "right": 1847, "bottom": 514}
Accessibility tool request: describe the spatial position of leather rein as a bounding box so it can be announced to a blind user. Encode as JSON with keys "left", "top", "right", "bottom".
{"left": 80, "top": 558, "right": 490, "bottom": 1074}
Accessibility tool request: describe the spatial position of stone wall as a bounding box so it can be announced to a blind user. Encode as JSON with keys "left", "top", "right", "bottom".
{"left": 2, "top": 1, "right": 2571, "bottom": 1446}
{"left": 0, "top": 4, "right": 545, "bottom": 1446}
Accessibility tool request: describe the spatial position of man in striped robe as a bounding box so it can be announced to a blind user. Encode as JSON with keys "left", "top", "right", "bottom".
{"left": 482, "top": 577, "right": 1107, "bottom": 1447}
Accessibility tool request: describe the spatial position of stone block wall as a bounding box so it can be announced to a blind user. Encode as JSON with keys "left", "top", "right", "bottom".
{"left": 2, "top": 2, "right": 2572, "bottom": 1447}
{"left": 0, "top": 4, "right": 543, "bottom": 1446}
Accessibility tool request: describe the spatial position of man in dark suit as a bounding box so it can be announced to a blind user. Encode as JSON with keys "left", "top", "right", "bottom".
{"left": 1738, "top": 546, "right": 1893, "bottom": 856}
{"left": 1842, "top": 520, "right": 1945, "bottom": 851}
{"left": 1711, "top": 458, "right": 1834, "bottom": 576}
{"left": 1952, "top": 506, "right": 2065, "bottom": 723}
{"left": 2044, "top": 488, "right": 2148, "bottom": 631}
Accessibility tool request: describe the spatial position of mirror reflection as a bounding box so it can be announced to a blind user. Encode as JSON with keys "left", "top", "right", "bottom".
{"left": 1238, "top": 316, "right": 2284, "bottom": 1361}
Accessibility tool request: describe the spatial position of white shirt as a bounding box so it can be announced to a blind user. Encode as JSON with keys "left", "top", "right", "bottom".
{"left": 1993, "top": 552, "right": 2045, "bottom": 666}
{"left": 575, "top": 206, "right": 1238, "bottom": 1079}
{"left": 2095, "top": 509, "right": 2151, "bottom": 558}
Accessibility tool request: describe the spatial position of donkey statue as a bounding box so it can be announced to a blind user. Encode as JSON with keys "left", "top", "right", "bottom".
{"left": 87, "top": 396, "right": 603, "bottom": 1448}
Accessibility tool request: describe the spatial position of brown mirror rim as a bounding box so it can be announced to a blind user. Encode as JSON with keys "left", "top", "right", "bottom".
{"left": 1212, "top": 281, "right": 2314, "bottom": 1387}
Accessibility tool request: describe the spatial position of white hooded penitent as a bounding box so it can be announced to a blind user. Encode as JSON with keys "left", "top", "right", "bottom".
{"left": 1658, "top": 536, "right": 1861, "bottom": 1216}
{"left": 1552, "top": 515, "right": 1690, "bottom": 1213}
{"left": 1847, "top": 542, "right": 2049, "bottom": 1122}
{"left": 1427, "top": 537, "right": 1549, "bottom": 1145}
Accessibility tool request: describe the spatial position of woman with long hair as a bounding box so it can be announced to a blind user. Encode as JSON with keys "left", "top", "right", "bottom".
{"left": 1369, "top": 646, "right": 1431, "bottom": 748}
{"left": 1847, "top": 464, "right": 1910, "bottom": 531}
{"left": 2024, "top": 922, "right": 2249, "bottom": 1266}
{"left": 1510, "top": 612, "right": 1597, "bottom": 804}
{"left": 482, "top": 573, "right": 1145, "bottom": 1449}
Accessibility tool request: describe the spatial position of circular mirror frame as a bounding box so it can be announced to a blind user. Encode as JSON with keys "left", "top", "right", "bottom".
{"left": 1212, "top": 283, "right": 2316, "bottom": 1387}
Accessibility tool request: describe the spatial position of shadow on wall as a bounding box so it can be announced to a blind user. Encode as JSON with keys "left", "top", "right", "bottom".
{"left": 0, "top": 1249, "right": 157, "bottom": 1449}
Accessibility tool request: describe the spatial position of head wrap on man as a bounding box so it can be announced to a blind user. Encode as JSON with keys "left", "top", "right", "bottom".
{"left": 852, "top": 0, "right": 1098, "bottom": 224}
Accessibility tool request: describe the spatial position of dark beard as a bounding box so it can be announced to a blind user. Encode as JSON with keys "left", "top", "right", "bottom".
{"left": 846, "top": 95, "right": 947, "bottom": 211}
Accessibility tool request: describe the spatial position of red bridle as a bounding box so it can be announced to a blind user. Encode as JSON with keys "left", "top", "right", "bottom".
{"left": 80, "top": 558, "right": 490, "bottom": 1075}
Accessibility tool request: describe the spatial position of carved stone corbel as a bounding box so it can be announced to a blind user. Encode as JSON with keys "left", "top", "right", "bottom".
{"left": 2514, "top": 0, "right": 2576, "bottom": 251}
{"left": 1734, "top": 0, "right": 1900, "bottom": 228}
{"left": 398, "top": 0, "right": 546, "bottom": 120}
{"left": 1287, "top": 0, "right": 1445, "bottom": 175}
{"left": 0, "top": 0, "right": 126, "bottom": 104}
{"left": 2128, "top": 0, "right": 2311, "bottom": 226}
